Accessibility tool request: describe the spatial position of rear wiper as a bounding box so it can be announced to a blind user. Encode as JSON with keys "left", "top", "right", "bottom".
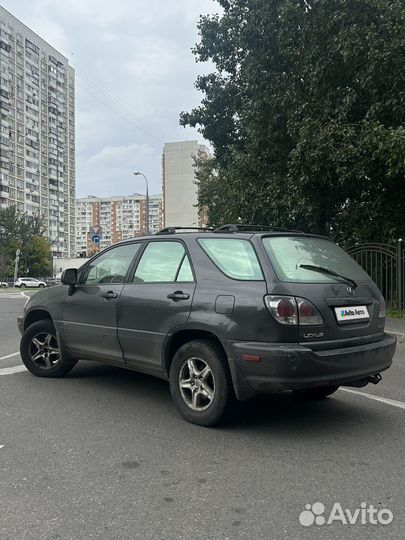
{"left": 299, "top": 264, "right": 358, "bottom": 289}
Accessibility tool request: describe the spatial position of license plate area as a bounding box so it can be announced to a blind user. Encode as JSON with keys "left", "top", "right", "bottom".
{"left": 334, "top": 305, "right": 369, "bottom": 324}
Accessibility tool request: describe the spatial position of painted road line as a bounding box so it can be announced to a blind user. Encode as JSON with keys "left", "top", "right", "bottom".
{"left": 341, "top": 387, "right": 405, "bottom": 410}
{"left": 0, "top": 352, "right": 20, "bottom": 361}
{"left": 0, "top": 365, "right": 26, "bottom": 376}
{"left": 0, "top": 445, "right": 4, "bottom": 449}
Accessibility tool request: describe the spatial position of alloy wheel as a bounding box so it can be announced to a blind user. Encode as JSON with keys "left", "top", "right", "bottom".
{"left": 29, "top": 331, "right": 61, "bottom": 369}
{"left": 178, "top": 357, "right": 215, "bottom": 411}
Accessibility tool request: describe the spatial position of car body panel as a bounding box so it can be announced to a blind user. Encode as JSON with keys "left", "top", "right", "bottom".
{"left": 61, "top": 284, "right": 125, "bottom": 363}
{"left": 118, "top": 282, "right": 195, "bottom": 373}
{"left": 226, "top": 333, "right": 396, "bottom": 396}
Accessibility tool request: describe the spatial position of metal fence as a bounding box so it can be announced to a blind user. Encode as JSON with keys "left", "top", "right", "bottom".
{"left": 347, "top": 240, "right": 404, "bottom": 310}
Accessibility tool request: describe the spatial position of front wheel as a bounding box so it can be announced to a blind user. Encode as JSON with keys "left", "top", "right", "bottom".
{"left": 39, "top": 284, "right": 45, "bottom": 288}
{"left": 169, "top": 339, "right": 235, "bottom": 426}
{"left": 294, "top": 385, "right": 340, "bottom": 400}
{"left": 20, "top": 283, "right": 26, "bottom": 288}
{"left": 20, "top": 319, "right": 77, "bottom": 377}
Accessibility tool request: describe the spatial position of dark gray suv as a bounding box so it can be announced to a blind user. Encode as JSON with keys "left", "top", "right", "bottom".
{"left": 18, "top": 225, "right": 396, "bottom": 426}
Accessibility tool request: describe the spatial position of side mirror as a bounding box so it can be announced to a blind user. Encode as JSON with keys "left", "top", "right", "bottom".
{"left": 61, "top": 268, "right": 78, "bottom": 285}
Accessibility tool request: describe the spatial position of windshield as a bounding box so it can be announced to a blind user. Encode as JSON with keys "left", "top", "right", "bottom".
{"left": 262, "top": 236, "right": 371, "bottom": 283}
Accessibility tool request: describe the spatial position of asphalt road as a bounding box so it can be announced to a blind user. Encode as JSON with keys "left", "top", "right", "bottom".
{"left": 0, "top": 295, "right": 404, "bottom": 540}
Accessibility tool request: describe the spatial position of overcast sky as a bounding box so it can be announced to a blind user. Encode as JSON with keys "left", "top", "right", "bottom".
{"left": 2, "top": 0, "right": 218, "bottom": 197}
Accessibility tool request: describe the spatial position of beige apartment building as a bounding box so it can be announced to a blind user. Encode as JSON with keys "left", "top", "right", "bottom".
{"left": 76, "top": 194, "right": 163, "bottom": 257}
{"left": 0, "top": 6, "right": 75, "bottom": 257}
{"left": 162, "top": 141, "right": 210, "bottom": 228}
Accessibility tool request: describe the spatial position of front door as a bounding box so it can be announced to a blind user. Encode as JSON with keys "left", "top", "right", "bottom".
{"left": 61, "top": 243, "right": 141, "bottom": 362}
{"left": 118, "top": 240, "right": 195, "bottom": 373}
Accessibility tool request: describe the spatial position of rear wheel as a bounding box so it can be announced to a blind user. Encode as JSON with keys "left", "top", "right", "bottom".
{"left": 39, "top": 283, "right": 45, "bottom": 288}
{"left": 20, "top": 319, "right": 77, "bottom": 377}
{"left": 294, "top": 385, "right": 339, "bottom": 400}
{"left": 169, "top": 339, "right": 235, "bottom": 426}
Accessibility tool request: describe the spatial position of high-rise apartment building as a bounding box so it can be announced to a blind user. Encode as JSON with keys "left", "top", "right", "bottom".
{"left": 0, "top": 6, "right": 75, "bottom": 258}
{"left": 76, "top": 194, "right": 163, "bottom": 257}
{"left": 162, "top": 141, "right": 210, "bottom": 228}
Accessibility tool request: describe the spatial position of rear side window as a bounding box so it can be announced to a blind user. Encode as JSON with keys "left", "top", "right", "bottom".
{"left": 133, "top": 241, "right": 193, "bottom": 283}
{"left": 262, "top": 236, "right": 371, "bottom": 283}
{"left": 198, "top": 238, "right": 263, "bottom": 280}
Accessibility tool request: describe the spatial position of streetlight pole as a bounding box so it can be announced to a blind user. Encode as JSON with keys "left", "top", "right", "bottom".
{"left": 133, "top": 171, "right": 149, "bottom": 235}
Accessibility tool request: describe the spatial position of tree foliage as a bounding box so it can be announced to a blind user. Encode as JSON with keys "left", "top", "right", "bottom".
{"left": 181, "top": 0, "right": 405, "bottom": 244}
{"left": 0, "top": 206, "right": 51, "bottom": 280}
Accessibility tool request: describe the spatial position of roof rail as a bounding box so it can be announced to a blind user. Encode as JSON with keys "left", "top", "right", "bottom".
{"left": 156, "top": 226, "right": 214, "bottom": 235}
{"left": 213, "top": 224, "right": 302, "bottom": 233}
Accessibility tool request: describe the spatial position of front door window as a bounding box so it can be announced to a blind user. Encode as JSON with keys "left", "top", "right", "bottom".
{"left": 81, "top": 244, "right": 140, "bottom": 285}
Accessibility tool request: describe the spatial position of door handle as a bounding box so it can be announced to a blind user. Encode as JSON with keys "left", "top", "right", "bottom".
{"left": 167, "top": 291, "right": 190, "bottom": 301}
{"left": 102, "top": 291, "right": 118, "bottom": 300}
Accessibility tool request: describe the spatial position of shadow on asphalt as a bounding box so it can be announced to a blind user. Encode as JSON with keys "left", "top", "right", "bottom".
{"left": 54, "top": 360, "right": 391, "bottom": 437}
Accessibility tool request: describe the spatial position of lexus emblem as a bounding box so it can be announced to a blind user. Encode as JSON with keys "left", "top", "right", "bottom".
{"left": 347, "top": 286, "right": 354, "bottom": 295}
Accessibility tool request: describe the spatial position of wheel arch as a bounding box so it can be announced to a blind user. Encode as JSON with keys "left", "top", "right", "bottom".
{"left": 24, "top": 309, "right": 53, "bottom": 331}
{"left": 163, "top": 328, "right": 256, "bottom": 402}
{"left": 163, "top": 329, "right": 227, "bottom": 377}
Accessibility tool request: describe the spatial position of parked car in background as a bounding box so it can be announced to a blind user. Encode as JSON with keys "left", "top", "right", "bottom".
{"left": 18, "top": 225, "right": 396, "bottom": 426}
{"left": 0, "top": 281, "right": 8, "bottom": 288}
{"left": 15, "top": 277, "right": 46, "bottom": 288}
{"left": 44, "top": 277, "right": 61, "bottom": 287}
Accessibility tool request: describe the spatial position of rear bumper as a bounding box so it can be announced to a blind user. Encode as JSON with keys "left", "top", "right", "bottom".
{"left": 225, "top": 334, "right": 396, "bottom": 400}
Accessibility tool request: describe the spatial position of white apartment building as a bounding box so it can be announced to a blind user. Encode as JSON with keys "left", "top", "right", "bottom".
{"left": 76, "top": 194, "right": 163, "bottom": 257}
{"left": 162, "top": 141, "right": 211, "bottom": 228}
{"left": 0, "top": 6, "right": 75, "bottom": 258}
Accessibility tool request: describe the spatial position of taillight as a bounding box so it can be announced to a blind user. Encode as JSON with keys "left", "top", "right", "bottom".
{"left": 296, "top": 297, "right": 323, "bottom": 325}
{"left": 378, "top": 296, "right": 386, "bottom": 318}
{"left": 264, "top": 296, "right": 297, "bottom": 325}
{"left": 264, "top": 295, "right": 323, "bottom": 326}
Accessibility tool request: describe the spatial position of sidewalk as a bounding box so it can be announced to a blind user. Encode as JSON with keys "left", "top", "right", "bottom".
{"left": 386, "top": 317, "right": 405, "bottom": 343}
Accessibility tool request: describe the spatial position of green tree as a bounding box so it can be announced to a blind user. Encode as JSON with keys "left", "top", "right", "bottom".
{"left": 0, "top": 206, "right": 51, "bottom": 280}
{"left": 24, "top": 236, "right": 52, "bottom": 278}
{"left": 181, "top": 0, "right": 405, "bottom": 244}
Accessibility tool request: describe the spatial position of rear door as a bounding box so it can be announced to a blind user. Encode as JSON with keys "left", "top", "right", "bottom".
{"left": 259, "top": 235, "right": 384, "bottom": 346}
{"left": 118, "top": 240, "right": 195, "bottom": 373}
{"left": 61, "top": 243, "right": 141, "bottom": 362}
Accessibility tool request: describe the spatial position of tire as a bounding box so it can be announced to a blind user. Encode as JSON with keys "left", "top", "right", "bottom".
{"left": 169, "top": 339, "right": 235, "bottom": 427}
{"left": 39, "top": 284, "right": 45, "bottom": 288}
{"left": 294, "top": 385, "right": 340, "bottom": 400}
{"left": 20, "top": 283, "right": 26, "bottom": 288}
{"left": 20, "top": 319, "right": 77, "bottom": 378}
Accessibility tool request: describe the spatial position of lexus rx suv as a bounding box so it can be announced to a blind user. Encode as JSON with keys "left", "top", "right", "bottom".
{"left": 18, "top": 225, "right": 396, "bottom": 426}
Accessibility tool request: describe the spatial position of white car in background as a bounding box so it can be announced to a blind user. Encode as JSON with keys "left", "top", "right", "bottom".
{"left": 0, "top": 281, "right": 8, "bottom": 288}
{"left": 15, "top": 278, "right": 46, "bottom": 288}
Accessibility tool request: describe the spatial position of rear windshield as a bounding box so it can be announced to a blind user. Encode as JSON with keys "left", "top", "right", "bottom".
{"left": 262, "top": 236, "right": 371, "bottom": 283}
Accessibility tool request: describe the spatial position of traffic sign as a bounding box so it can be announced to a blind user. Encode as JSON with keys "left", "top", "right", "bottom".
{"left": 92, "top": 234, "right": 101, "bottom": 244}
